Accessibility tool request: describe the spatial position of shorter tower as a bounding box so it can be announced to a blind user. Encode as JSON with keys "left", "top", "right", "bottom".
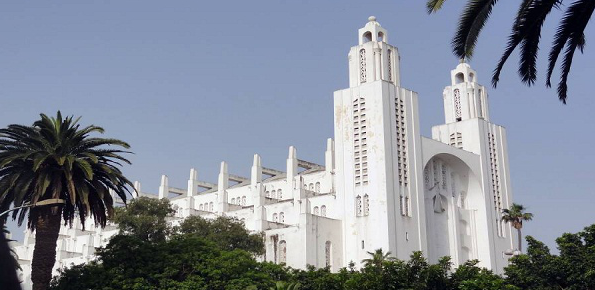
{"left": 431, "top": 62, "right": 516, "bottom": 272}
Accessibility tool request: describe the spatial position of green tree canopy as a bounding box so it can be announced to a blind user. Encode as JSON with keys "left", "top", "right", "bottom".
{"left": 113, "top": 196, "right": 174, "bottom": 242}
{"left": 177, "top": 215, "right": 265, "bottom": 255}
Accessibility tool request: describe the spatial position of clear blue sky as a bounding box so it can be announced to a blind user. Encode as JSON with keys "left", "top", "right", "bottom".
{"left": 2, "top": 1, "right": 594, "bottom": 252}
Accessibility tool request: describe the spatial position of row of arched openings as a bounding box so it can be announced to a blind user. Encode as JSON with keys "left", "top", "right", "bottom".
{"left": 272, "top": 212, "right": 285, "bottom": 223}
{"left": 230, "top": 196, "right": 247, "bottom": 206}
{"left": 313, "top": 205, "right": 327, "bottom": 217}
{"left": 198, "top": 202, "right": 214, "bottom": 212}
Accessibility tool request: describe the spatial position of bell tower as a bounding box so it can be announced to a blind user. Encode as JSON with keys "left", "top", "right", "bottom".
{"left": 432, "top": 61, "right": 516, "bottom": 272}
{"left": 335, "top": 16, "right": 426, "bottom": 267}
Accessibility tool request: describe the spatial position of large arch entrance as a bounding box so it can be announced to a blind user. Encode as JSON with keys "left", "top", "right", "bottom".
{"left": 423, "top": 153, "right": 482, "bottom": 265}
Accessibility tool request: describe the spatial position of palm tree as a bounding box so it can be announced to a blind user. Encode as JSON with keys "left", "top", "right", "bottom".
{"left": 0, "top": 112, "right": 132, "bottom": 290}
{"left": 426, "top": 0, "right": 595, "bottom": 103}
{"left": 270, "top": 281, "right": 301, "bottom": 290}
{"left": 362, "top": 248, "right": 394, "bottom": 268}
{"left": 502, "top": 203, "right": 533, "bottom": 253}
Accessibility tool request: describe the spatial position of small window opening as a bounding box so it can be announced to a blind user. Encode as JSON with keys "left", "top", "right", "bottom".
{"left": 361, "top": 240, "right": 365, "bottom": 249}
{"left": 363, "top": 31, "right": 372, "bottom": 43}
{"left": 377, "top": 32, "right": 384, "bottom": 42}
{"left": 455, "top": 72, "right": 465, "bottom": 84}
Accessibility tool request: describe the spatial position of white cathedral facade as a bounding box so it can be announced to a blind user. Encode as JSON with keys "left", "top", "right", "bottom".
{"left": 12, "top": 17, "right": 517, "bottom": 289}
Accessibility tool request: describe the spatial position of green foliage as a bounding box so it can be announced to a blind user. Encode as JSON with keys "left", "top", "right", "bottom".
{"left": 50, "top": 234, "right": 277, "bottom": 290}
{"left": 113, "top": 196, "right": 174, "bottom": 242}
{"left": 505, "top": 224, "right": 595, "bottom": 289}
{"left": 51, "top": 196, "right": 595, "bottom": 290}
{"left": 177, "top": 215, "right": 265, "bottom": 255}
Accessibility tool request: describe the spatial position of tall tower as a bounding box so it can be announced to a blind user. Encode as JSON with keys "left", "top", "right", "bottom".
{"left": 431, "top": 62, "right": 516, "bottom": 272}
{"left": 334, "top": 17, "right": 426, "bottom": 265}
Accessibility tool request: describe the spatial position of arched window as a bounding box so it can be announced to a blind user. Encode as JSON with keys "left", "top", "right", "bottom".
{"left": 209, "top": 202, "right": 213, "bottom": 212}
{"left": 469, "top": 72, "right": 475, "bottom": 82}
{"left": 363, "top": 194, "right": 369, "bottom": 216}
{"left": 199, "top": 204, "right": 204, "bottom": 211}
{"left": 271, "top": 190, "right": 276, "bottom": 199}
{"left": 231, "top": 198, "right": 236, "bottom": 205}
{"left": 356, "top": 195, "right": 363, "bottom": 216}
{"left": 455, "top": 72, "right": 465, "bottom": 84}
{"left": 280, "top": 212, "right": 285, "bottom": 223}
{"left": 273, "top": 213, "right": 278, "bottom": 222}
{"left": 278, "top": 189, "right": 282, "bottom": 199}
{"left": 363, "top": 31, "right": 372, "bottom": 43}
{"left": 309, "top": 183, "right": 314, "bottom": 191}
{"left": 325, "top": 241, "right": 332, "bottom": 267}
{"left": 313, "top": 206, "right": 319, "bottom": 215}
{"left": 241, "top": 196, "right": 246, "bottom": 206}
{"left": 315, "top": 182, "right": 321, "bottom": 192}
{"left": 265, "top": 191, "right": 270, "bottom": 197}
{"left": 321, "top": 205, "right": 327, "bottom": 217}
{"left": 377, "top": 31, "right": 384, "bottom": 42}
{"left": 279, "top": 240, "right": 287, "bottom": 263}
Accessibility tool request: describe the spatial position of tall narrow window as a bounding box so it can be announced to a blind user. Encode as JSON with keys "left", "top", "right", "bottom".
{"left": 271, "top": 190, "right": 276, "bottom": 199}
{"left": 399, "top": 195, "right": 405, "bottom": 216}
{"left": 405, "top": 196, "right": 410, "bottom": 216}
{"left": 313, "top": 206, "right": 319, "bottom": 215}
{"left": 360, "top": 49, "right": 367, "bottom": 83}
{"left": 199, "top": 204, "right": 204, "bottom": 211}
{"left": 315, "top": 182, "right": 321, "bottom": 192}
{"left": 241, "top": 196, "right": 246, "bottom": 206}
{"left": 325, "top": 241, "right": 332, "bottom": 267}
{"left": 363, "top": 194, "right": 370, "bottom": 216}
{"left": 273, "top": 213, "right": 278, "bottom": 222}
{"left": 387, "top": 49, "right": 393, "bottom": 82}
{"left": 321, "top": 205, "right": 327, "bottom": 217}
{"left": 277, "top": 189, "right": 282, "bottom": 199}
{"left": 209, "top": 202, "right": 214, "bottom": 212}
{"left": 231, "top": 198, "right": 235, "bottom": 205}
{"left": 279, "top": 240, "right": 287, "bottom": 263}
{"left": 280, "top": 212, "right": 285, "bottom": 223}
{"left": 309, "top": 183, "right": 314, "bottom": 191}
{"left": 457, "top": 90, "right": 463, "bottom": 118}
{"left": 356, "top": 196, "right": 363, "bottom": 216}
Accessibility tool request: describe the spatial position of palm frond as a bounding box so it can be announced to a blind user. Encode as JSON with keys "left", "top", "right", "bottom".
{"left": 547, "top": 0, "right": 595, "bottom": 103}
{"left": 453, "top": 0, "right": 500, "bottom": 59}
{"left": 426, "top": 0, "right": 448, "bottom": 14}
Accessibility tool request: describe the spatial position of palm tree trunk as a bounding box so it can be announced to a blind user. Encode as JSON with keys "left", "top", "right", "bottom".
{"left": 31, "top": 208, "right": 62, "bottom": 290}
{"left": 517, "top": 227, "right": 522, "bottom": 253}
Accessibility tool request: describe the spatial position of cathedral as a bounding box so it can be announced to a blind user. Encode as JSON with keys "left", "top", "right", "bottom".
{"left": 12, "top": 16, "right": 517, "bottom": 289}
